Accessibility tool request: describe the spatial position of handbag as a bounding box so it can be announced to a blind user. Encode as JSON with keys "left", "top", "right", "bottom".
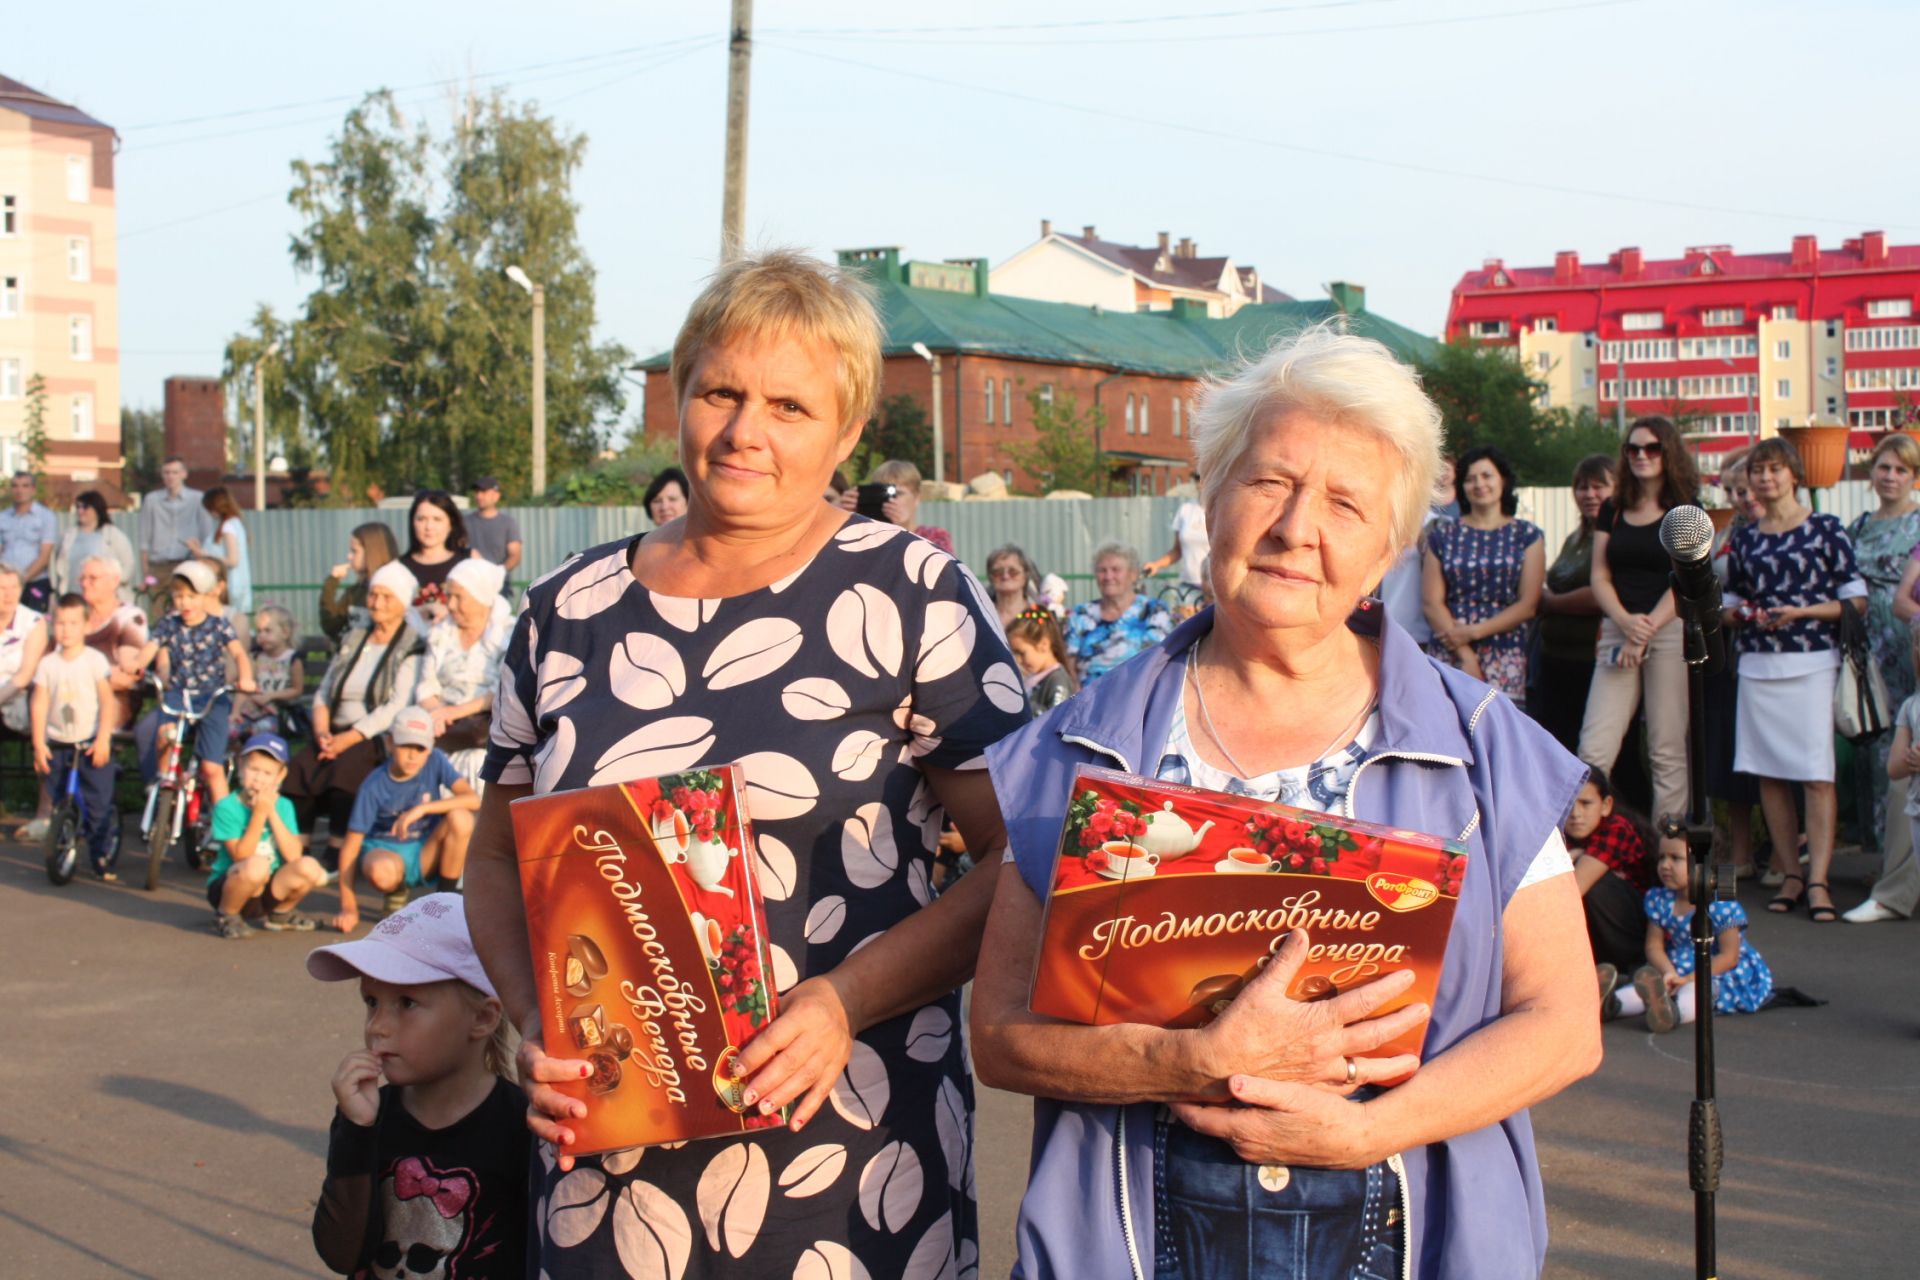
{"left": 1833, "top": 604, "right": 1892, "bottom": 741}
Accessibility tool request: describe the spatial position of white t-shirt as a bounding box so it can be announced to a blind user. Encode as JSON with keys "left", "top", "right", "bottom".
{"left": 1171, "top": 503, "right": 1210, "bottom": 587}
{"left": 34, "top": 646, "right": 112, "bottom": 744}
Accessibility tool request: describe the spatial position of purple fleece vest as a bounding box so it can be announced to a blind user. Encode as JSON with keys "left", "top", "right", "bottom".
{"left": 985, "top": 607, "right": 1588, "bottom": 1279}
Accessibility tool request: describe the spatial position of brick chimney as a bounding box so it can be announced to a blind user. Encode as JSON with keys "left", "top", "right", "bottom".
{"left": 1158, "top": 231, "right": 1171, "bottom": 253}
{"left": 1040, "top": 218, "right": 1052, "bottom": 238}
{"left": 163, "top": 376, "right": 227, "bottom": 489}
{"left": 1082, "top": 225, "right": 1097, "bottom": 241}
{"left": 1554, "top": 250, "right": 1580, "bottom": 283}
{"left": 1863, "top": 230, "right": 1889, "bottom": 265}
{"left": 1177, "top": 237, "right": 1195, "bottom": 258}
{"left": 1618, "top": 247, "right": 1644, "bottom": 280}
{"left": 1791, "top": 234, "right": 1818, "bottom": 268}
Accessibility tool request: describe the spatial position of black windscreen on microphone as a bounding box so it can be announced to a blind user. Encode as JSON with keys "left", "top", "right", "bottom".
{"left": 1659, "top": 504, "right": 1724, "bottom": 675}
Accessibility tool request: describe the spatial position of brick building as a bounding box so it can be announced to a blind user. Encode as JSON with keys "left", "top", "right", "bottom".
{"left": 0, "top": 75, "right": 121, "bottom": 497}
{"left": 1446, "top": 231, "right": 1920, "bottom": 460}
{"left": 639, "top": 247, "right": 1430, "bottom": 495}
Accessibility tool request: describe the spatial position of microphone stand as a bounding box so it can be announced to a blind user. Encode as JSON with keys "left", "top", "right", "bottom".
{"left": 1676, "top": 594, "right": 1726, "bottom": 1280}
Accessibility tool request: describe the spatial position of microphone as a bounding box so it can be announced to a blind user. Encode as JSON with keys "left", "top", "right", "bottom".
{"left": 1659, "top": 504, "right": 1724, "bottom": 676}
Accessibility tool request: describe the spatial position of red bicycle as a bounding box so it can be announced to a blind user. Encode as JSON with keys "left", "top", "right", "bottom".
{"left": 140, "top": 676, "right": 233, "bottom": 892}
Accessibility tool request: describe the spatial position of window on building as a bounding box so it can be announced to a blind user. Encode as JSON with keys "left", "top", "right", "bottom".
{"left": 1139, "top": 396, "right": 1150, "bottom": 436}
{"left": 1868, "top": 298, "right": 1914, "bottom": 319}
{"left": 1001, "top": 378, "right": 1013, "bottom": 426}
{"left": 1468, "top": 319, "right": 1509, "bottom": 339}
{"left": 1824, "top": 355, "right": 1838, "bottom": 379}
{"left": 1826, "top": 320, "right": 1839, "bottom": 339}
{"left": 1125, "top": 394, "right": 1136, "bottom": 435}
{"left": 1852, "top": 408, "right": 1895, "bottom": 429}
{"left": 0, "top": 358, "right": 19, "bottom": 400}
{"left": 70, "top": 394, "right": 92, "bottom": 440}
{"left": 1776, "top": 378, "right": 1792, "bottom": 399}
{"left": 1534, "top": 317, "right": 1557, "bottom": 332}
{"left": 0, "top": 276, "right": 17, "bottom": 318}
{"left": 1701, "top": 307, "right": 1745, "bottom": 327}
{"left": 1003, "top": 469, "right": 1014, "bottom": 487}
{"left": 70, "top": 316, "right": 92, "bottom": 361}
{"left": 982, "top": 377, "right": 995, "bottom": 425}
{"left": 1777, "top": 416, "right": 1794, "bottom": 430}
{"left": 1827, "top": 395, "right": 1839, "bottom": 417}
{"left": 1846, "top": 367, "right": 1920, "bottom": 392}
{"left": 65, "top": 154, "right": 88, "bottom": 203}
{"left": 1582, "top": 367, "right": 1596, "bottom": 389}
{"left": 1775, "top": 339, "right": 1792, "bottom": 360}
{"left": 0, "top": 195, "right": 15, "bottom": 236}
{"left": 1534, "top": 352, "right": 1551, "bottom": 372}
{"left": 1037, "top": 382, "right": 1055, "bottom": 408}
{"left": 1621, "top": 311, "right": 1663, "bottom": 331}
{"left": 1171, "top": 397, "right": 1183, "bottom": 437}
{"left": 67, "top": 237, "right": 89, "bottom": 283}
{"left": 1772, "top": 304, "right": 1797, "bottom": 320}
{"left": 1845, "top": 325, "right": 1920, "bottom": 352}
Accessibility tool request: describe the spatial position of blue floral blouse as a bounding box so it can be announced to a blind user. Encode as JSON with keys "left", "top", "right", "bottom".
{"left": 1065, "top": 595, "right": 1173, "bottom": 684}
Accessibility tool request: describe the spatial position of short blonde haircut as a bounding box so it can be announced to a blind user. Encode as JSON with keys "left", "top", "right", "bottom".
{"left": 867, "top": 459, "right": 923, "bottom": 492}
{"left": 1872, "top": 431, "right": 1920, "bottom": 474}
{"left": 670, "top": 249, "right": 883, "bottom": 433}
{"left": 1190, "top": 321, "right": 1443, "bottom": 552}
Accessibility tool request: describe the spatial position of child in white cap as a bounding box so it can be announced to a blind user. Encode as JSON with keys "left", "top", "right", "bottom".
{"left": 132, "top": 558, "right": 256, "bottom": 798}
{"left": 307, "top": 893, "right": 528, "bottom": 1278}
{"left": 331, "top": 706, "right": 481, "bottom": 932}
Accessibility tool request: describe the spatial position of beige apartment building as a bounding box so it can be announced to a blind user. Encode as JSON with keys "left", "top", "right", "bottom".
{"left": 0, "top": 75, "right": 120, "bottom": 496}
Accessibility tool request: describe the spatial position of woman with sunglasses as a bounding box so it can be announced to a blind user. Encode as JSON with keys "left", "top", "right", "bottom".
{"left": 1578, "top": 416, "right": 1700, "bottom": 828}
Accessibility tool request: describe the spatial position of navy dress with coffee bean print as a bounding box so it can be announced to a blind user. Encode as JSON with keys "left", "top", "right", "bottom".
{"left": 484, "top": 516, "right": 1027, "bottom": 1279}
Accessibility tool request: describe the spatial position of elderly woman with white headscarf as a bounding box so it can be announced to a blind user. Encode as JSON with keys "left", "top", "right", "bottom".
{"left": 417, "top": 556, "right": 511, "bottom": 779}
{"left": 283, "top": 560, "right": 427, "bottom": 862}
{"left": 972, "top": 324, "right": 1600, "bottom": 1280}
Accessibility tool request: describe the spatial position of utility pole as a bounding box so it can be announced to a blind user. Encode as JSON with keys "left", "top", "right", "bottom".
{"left": 253, "top": 340, "right": 281, "bottom": 509}
{"left": 507, "top": 266, "right": 547, "bottom": 496}
{"left": 912, "top": 343, "right": 945, "bottom": 483}
{"left": 720, "top": 0, "right": 754, "bottom": 261}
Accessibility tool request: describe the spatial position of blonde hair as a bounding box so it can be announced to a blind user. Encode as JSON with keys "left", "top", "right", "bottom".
{"left": 458, "top": 982, "right": 519, "bottom": 1081}
{"left": 1189, "top": 320, "right": 1443, "bottom": 552}
{"left": 1872, "top": 431, "right": 1920, "bottom": 474}
{"left": 670, "top": 249, "right": 883, "bottom": 434}
{"left": 867, "top": 459, "right": 923, "bottom": 492}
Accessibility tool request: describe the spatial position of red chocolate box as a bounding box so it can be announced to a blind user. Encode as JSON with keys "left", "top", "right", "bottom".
{"left": 1029, "top": 765, "right": 1469, "bottom": 1060}
{"left": 512, "top": 764, "right": 785, "bottom": 1155}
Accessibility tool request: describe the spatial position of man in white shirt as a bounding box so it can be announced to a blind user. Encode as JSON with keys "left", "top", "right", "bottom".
{"left": 0, "top": 472, "right": 57, "bottom": 611}
{"left": 138, "top": 456, "right": 215, "bottom": 613}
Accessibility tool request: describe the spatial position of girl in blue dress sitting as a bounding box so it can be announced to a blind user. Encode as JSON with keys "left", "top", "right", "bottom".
{"left": 1607, "top": 819, "right": 1774, "bottom": 1031}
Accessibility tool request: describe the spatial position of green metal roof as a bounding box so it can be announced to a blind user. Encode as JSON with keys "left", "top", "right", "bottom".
{"left": 636, "top": 257, "right": 1435, "bottom": 375}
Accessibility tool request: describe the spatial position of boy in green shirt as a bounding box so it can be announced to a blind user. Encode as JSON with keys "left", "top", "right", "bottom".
{"left": 207, "top": 732, "right": 327, "bottom": 939}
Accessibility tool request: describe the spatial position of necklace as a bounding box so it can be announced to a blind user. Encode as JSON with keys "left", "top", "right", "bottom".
{"left": 1186, "top": 637, "right": 1375, "bottom": 781}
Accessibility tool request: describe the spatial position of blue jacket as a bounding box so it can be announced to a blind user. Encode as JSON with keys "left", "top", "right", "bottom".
{"left": 986, "top": 604, "right": 1588, "bottom": 1279}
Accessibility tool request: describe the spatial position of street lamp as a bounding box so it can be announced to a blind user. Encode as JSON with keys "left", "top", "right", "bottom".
{"left": 254, "top": 339, "right": 282, "bottom": 509}
{"left": 506, "top": 265, "right": 547, "bottom": 496}
{"left": 910, "top": 342, "right": 945, "bottom": 484}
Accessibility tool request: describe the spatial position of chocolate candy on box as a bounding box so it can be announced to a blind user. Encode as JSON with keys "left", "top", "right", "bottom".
{"left": 1029, "top": 764, "right": 1469, "bottom": 1060}
{"left": 512, "top": 763, "right": 784, "bottom": 1155}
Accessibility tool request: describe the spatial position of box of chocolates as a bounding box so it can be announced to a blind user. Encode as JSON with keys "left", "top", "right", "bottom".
{"left": 512, "top": 764, "right": 785, "bottom": 1155}
{"left": 1029, "top": 765, "right": 1469, "bottom": 1060}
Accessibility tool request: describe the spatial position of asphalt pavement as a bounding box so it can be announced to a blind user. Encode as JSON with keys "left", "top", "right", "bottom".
{"left": 2, "top": 830, "right": 1915, "bottom": 1279}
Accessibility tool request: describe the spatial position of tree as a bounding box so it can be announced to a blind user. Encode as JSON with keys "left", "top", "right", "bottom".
{"left": 120, "top": 405, "right": 166, "bottom": 495}
{"left": 1417, "top": 339, "right": 1618, "bottom": 485}
{"left": 21, "top": 373, "right": 48, "bottom": 498}
{"left": 223, "top": 90, "right": 630, "bottom": 499}
{"left": 844, "top": 394, "right": 934, "bottom": 484}
{"left": 1004, "top": 390, "right": 1113, "bottom": 496}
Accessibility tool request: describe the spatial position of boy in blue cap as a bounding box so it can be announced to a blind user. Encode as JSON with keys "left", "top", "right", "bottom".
{"left": 206, "top": 731, "right": 327, "bottom": 939}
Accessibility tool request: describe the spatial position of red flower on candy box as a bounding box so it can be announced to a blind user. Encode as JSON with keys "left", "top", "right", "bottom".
{"left": 1086, "top": 850, "right": 1112, "bottom": 874}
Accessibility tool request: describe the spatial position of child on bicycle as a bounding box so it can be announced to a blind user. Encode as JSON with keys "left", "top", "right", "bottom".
{"left": 306, "top": 893, "right": 527, "bottom": 1278}
{"left": 206, "top": 731, "right": 326, "bottom": 938}
{"left": 30, "top": 594, "right": 118, "bottom": 878}
{"left": 135, "top": 559, "right": 255, "bottom": 803}
{"left": 330, "top": 707, "right": 481, "bottom": 934}
{"left": 232, "top": 604, "right": 304, "bottom": 737}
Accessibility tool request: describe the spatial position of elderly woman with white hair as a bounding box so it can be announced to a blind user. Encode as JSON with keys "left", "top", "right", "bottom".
{"left": 972, "top": 324, "right": 1601, "bottom": 1279}
{"left": 416, "top": 556, "right": 511, "bottom": 783}
{"left": 283, "top": 560, "right": 426, "bottom": 863}
{"left": 1065, "top": 540, "right": 1174, "bottom": 684}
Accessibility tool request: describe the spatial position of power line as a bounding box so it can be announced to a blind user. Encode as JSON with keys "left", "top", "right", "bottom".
{"left": 763, "top": 0, "right": 1405, "bottom": 36}
{"left": 546, "top": 38, "right": 719, "bottom": 106}
{"left": 119, "top": 191, "right": 286, "bottom": 240}
{"left": 771, "top": 0, "right": 1644, "bottom": 47}
{"left": 762, "top": 41, "right": 1920, "bottom": 233}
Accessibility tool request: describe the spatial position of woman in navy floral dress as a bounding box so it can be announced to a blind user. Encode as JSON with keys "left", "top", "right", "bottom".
{"left": 465, "top": 251, "right": 1026, "bottom": 1280}
{"left": 1723, "top": 436, "right": 1867, "bottom": 922}
{"left": 1421, "top": 445, "right": 1545, "bottom": 703}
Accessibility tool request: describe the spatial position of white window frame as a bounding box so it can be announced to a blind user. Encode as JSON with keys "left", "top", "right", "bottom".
{"left": 0, "top": 357, "right": 20, "bottom": 399}
{"left": 1125, "top": 393, "right": 1136, "bottom": 435}
{"left": 1582, "top": 367, "right": 1596, "bottom": 389}
{"left": 1469, "top": 319, "right": 1509, "bottom": 339}
{"left": 1533, "top": 316, "right": 1557, "bottom": 332}
{"left": 1701, "top": 307, "right": 1745, "bottom": 327}
{"left": 65, "top": 154, "right": 88, "bottom": 203}
{"left": 1621, "top": 311, "right": 1664, "bottom": 331}
{"left": 1139, "top": 396, "right": 1149, "bottom": 436}
{"left": 1775, "top": 340, "right": 1792, "bottom": 360}
{"left": 66, "top": 236, "right": 89, "bottom": 282}
{"left": 69, "top": 315, "right": 92, "bottom": 361}
{"left": 1845, "top": 325, "right": 1920, "bottom": 352}
{"left": 1776, "top": 378, "right": 1792, "bottom": 398}
{"left": 0, "top": 194, "right": 16, "bottom": 237}
{"left": 1867, "top": 298, "right": 1914, "bottom": 319}
{"left": 70, "top": 393, "right": 93, "bottom": 440}
{"left": 982, "top": 377, "right": 994, "bottom": 425}
{"left": 1845, "top": 366, "right": 1920, "bottom": 393}
{"left": 1772, "top": 304, "right": 1797, "bottom": 320}
{"left": 1171, "top": 396, "right": 1183, "bottom": 437}
{"left": 0, "top": 275, "right": 18, "bottom": 318}
{"left": 1037, "top": 382, "right": 1055, "bottom": 408}
{"left": 1001, "top": 378, "right": 1013, "bottom": 426}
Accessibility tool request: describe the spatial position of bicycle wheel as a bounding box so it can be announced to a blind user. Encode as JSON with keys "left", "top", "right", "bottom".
{"left": 144, "top": 789, "right": 176, "bottom": 892}
{"left": 43, "top": 805, "right": 80, "bottom": 886}
{"left": 183, "top": 789, "right": 209, "bottom": 872}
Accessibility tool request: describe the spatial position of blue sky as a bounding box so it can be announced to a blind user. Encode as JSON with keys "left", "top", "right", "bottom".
{"left": 13, "top": 0, "right": 1916, "bottom": 438}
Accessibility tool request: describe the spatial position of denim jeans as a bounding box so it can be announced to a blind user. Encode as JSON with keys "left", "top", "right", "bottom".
{"left": 45, "top": 743, "right": 119, "bottom": 870}
{"left": 1153, "top": 1111, "right": 1403, "bottom": 1280}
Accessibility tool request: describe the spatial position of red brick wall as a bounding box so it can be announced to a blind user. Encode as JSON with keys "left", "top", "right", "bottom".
{"left": 641, "top": 356, "right": 1196, "bottom": 494}
{"left": 163, "top": 377, "right": 227, "bottom": 489}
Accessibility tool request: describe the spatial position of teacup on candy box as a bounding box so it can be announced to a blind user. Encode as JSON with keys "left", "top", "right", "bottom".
{"left": 511, "top": 764, "right": 785, "bottom": 1154}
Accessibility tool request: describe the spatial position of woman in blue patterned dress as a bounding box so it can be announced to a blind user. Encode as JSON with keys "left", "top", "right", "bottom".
{"left": 1420, "top": 445, "right": 1544, "bottom": 703}
{"left": 1064, "top": 542, "right": 1173, "bottom": 684}
{"left": 1723, "top": 436, "right": 1867, "bottom": 923}
{"left": 1845, "top": 433, "right": 1920, "bottom": 854}
{"left": 464, "top": 251, "right": 1027, "bottom": 1279}
{"left": 1608, "top": 825, "right": 1772, "bottom": 1030}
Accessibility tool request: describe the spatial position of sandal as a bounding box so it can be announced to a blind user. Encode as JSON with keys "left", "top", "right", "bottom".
{"left": 261, "top": 910, "right": 317, "bottom": 932}
{"left": 1805, "top": 881, "right": 1838, "bottom": 923}
{"left": 1767, "top": 873, "right": 1806, "bottom": 914}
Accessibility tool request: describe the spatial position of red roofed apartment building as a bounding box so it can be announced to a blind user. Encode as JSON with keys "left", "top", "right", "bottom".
{"left": 1446, "top": 232, "right": 1920, "bottom": 460}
